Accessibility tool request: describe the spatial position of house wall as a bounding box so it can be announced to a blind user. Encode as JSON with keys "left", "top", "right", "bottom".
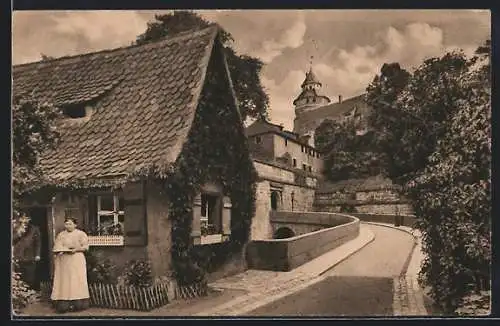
{"left": 248, "top": 133, "right": 275, "bottom": 161}
{"left": 49, "top": 189, "right": 149, "bottom": 279}
{"left": 272, "top": 134, "right": 323, "bottom": 173}
{"left": 145, "top": 181, "right": 172, "bottom": 278}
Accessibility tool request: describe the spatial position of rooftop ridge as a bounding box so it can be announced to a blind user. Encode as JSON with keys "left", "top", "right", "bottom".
{"left": 13, "top": 24, "right": 220, "bottom": 70}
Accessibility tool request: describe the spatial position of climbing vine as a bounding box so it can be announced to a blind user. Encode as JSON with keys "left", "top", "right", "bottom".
{"left": 165, "top": 45, "right": 257, "bottom": 285}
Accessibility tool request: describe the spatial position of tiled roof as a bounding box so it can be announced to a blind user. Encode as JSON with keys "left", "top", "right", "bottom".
{"left": 299, "top": 93, "right": 368, "bottom": 124}
{"left": 13, "top": 26, "right": 220, "bottom": 183}
{"left": 245, "top": 119, "right": 318, "bottom": 148}
{"left": 301, "top": 67, "right": 321, "bottom": 87}
{"left": 293, "top": 88, "right": 330, "bottom": 106}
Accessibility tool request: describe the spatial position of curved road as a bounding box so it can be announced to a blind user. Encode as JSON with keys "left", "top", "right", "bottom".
{"left": 248, "top": 224, "right": 415, "bottom": 316}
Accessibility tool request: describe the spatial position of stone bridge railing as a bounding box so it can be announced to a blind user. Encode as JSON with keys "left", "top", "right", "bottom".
{"left": 246, "top": 211, "right": 360, "bottom": 271}
{"left": 269, "top": 210, "right": 354, "bottom": 237}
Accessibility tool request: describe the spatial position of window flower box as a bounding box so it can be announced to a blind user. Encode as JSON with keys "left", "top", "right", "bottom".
{"left": 200, "top": 234, "right": 224, "bottom": 245}
{"left": 88, "top": 235, "right": 124, "bottom": 247}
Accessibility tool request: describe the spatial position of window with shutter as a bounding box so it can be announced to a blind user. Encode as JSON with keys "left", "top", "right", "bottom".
{"left": 86, "top": 193, "right": 125, "bottom": 246}
{"left": 123, "top": 182, "right": 147, "bottom": 246}
{"left": 192, "top": 183, "right": 230, "bottom": 246}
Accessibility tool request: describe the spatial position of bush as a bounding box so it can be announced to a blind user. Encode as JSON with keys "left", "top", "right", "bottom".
{"left": 12, "top": 260, "right": 39, "bottom": 313}
{"left": 122, "top": 260, "right": 153, "bottom": 288}
{"left": 85, "top": 249, "right": 116, "bottom": 284}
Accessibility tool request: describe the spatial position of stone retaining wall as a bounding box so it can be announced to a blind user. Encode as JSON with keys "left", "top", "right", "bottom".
{"left": 246, "top": 212, "right": 359, "bottom": 271}
{"left": 350, "top": 213, "right": 416, "bottom": 228}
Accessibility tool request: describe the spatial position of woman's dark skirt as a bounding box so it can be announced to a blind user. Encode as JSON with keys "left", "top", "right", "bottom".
{"left": 52, "top": 298, "right": 90, "bottom": 313}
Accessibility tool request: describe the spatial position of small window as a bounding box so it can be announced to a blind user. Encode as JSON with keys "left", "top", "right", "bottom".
{"left": 255, "top": 136, "right": 262, "bottom": 144}
{"left": 293, "top": 158, "right": 297, "bottom": 167}
{"left": 308, "top": 166, "right": 312, "bottom": 172}
{"left": 63, "top": 106, "right": 86, "bottom": 119}
{"left": 301, "top": 146, "right": 304, "bottom": 152}
{"left": 201, "top": 194, "right": 222, "bottom": 236}
{"left": 95, "top": 194, "right": 124, "bottom": 236}
{"left": 303, "top": 164, "right": 307, "bottom": 171}
{"left": 285, "top": 139, "right": 288, "bottom": 146}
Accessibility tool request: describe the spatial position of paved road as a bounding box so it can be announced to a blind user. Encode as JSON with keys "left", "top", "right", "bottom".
{"left": 248, "top": 224, "right": 415, "bottom": 316}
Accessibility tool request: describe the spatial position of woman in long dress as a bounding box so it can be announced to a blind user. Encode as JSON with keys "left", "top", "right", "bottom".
{"left": 51, "top": 216, "right": 90, "bottom": 313}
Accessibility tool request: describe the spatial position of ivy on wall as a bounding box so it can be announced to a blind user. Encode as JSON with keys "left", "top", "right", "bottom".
{"left": 164, "top": 44, "right": 257, "bottom": 285}
{"left": 22, "top": 41, "right": 257, "bottom": 287}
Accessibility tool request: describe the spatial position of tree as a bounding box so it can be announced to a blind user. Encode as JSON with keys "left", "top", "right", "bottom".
{"left": 408, "top": 52, "right": 491, "bottom": 312}
{"left": 136, "top": 11, "right": 269, "bottom": 121}
{"left": 315, "top": 118, "right": 382, "bottom": 181}
{"left": 366, "top": 63, "right": 411, "bottom": 181}
{"left": 366, "top": 53, "right": 472, "bottom": 185}
{"left": 12, "top": 96, "right": 61, "bottom": 211}
{"left": 366, "top": 40, "right": 491, "bottom": 313}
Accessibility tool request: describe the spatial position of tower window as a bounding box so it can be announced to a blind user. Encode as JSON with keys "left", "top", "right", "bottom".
{"left": 302, "top": 164, "right": 307, "bottom": 171}
{"left": 285, "top": 139, "right": 288, "bottom": 146}
{"left": 255, "top": 136, "right": 262, "bottom": 144}
{"left": 293, "top": 159, "right": 297, "bottom": 167}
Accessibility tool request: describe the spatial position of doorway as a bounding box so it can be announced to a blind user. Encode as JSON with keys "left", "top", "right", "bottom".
{"left": 270, "top": 191, "right": 280, "bottom": 211}
{"left": 27, "top": 207, "right": 51, "bottom": 288}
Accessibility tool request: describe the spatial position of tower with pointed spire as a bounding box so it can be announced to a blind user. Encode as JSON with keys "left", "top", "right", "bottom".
{"left": 293, "top": 57, "right": 331, "bottom": 137}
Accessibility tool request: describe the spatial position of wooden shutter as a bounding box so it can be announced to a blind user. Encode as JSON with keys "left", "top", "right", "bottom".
{"left": 222, "top": 196, "right": 231, "bottom": 236}
{"left": 123, "top": 182, "right": 148, "bottom": 246}
{"left": 192, "top": 194, "right": 202, "bottom": 245}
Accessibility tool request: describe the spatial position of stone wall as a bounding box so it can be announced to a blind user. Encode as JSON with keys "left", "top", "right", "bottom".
{"left": 270, "top": 210, "right": 352, "bottom": 236}
{"left": 350, "top": 213, "right": 416, "bottom": 228}
{"left": 246, "top": 212, "right": 359, "bottom": 271}
{"left": 251, "top": 160, "right": 318, "bottom": 240}
{"left": 251, "top": 180, "right": 273, "bottom": 240}
{"left": 314, "top": 186, "right": 414, "bottom": 215}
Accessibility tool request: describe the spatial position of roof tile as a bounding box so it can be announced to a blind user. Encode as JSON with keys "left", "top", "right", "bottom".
{"left": 13, "top": 26, "right": 219, "bottom": 183}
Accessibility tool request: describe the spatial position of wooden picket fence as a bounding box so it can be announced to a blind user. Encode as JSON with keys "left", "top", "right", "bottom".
{"left": 39, "top": 279, "right": 207, "bottom": 311}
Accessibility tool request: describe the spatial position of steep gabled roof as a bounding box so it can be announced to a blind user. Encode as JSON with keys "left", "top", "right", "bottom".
{"left": 12, "top": 26, "right": 222, "bottom": 183}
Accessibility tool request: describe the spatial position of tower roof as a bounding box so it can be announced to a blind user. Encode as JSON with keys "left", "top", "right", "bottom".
{"left": 301, "top": 67, "right": 321, "bottom": 88}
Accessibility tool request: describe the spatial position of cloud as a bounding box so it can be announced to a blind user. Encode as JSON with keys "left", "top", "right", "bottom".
{"left": 12, "top": 11, "right": 149, "bottom": 64}
{"left": 250, "top": 18, "right": 307, "bottom": 63}
{"left": 262, "top": 22, "right": 483, "bottom": 129}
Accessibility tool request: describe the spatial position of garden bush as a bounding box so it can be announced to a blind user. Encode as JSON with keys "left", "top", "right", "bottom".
{"left": 12, "top": 260, "right": 39, "bottom": 313}
{"left": 122, "top": 260, "right": 153, "bottom": 288}
{"left": 85, "top": 249, "right": 116, "bottom": 284}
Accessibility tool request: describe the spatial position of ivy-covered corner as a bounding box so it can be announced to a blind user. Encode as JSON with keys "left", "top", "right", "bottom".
{"left": 164, "top": 41, "right": 258, "bottom": 286}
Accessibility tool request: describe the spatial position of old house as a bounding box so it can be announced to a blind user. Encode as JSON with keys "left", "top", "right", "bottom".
{"left": 13, "top": 25, "right": 256, "bottom": 284}
{"left": 245, "top": 120, "right": 322, "bottom": 240}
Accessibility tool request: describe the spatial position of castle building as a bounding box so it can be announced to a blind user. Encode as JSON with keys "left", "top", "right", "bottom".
{"left": 293, "top": 67, "right": 371, "bottom": 146}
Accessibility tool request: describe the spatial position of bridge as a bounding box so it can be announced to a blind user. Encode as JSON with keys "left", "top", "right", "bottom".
{"left": 247, "top": 211, "right": 360, "bottom": 271}
{"left": 269, "top": 210, "right": 353, "bottom": 239}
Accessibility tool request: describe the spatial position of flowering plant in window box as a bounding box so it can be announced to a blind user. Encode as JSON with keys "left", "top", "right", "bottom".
{"left": 87, "top": 223, "right": 124, "bottom": 246}
{"left": 87, "top": 222, "right": 124, "bottom": 236}
{"left": 200, "top": 222, "right": 216, "bottom": 236}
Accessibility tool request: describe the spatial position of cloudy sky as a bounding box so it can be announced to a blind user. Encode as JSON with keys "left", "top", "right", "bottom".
{"left": 12, "top": 10, "right": 490, "bottom": 130}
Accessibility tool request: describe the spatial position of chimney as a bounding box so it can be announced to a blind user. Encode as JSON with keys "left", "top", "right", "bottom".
{"left": 339, "top": 95, "right": 343, "bottom": 103}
